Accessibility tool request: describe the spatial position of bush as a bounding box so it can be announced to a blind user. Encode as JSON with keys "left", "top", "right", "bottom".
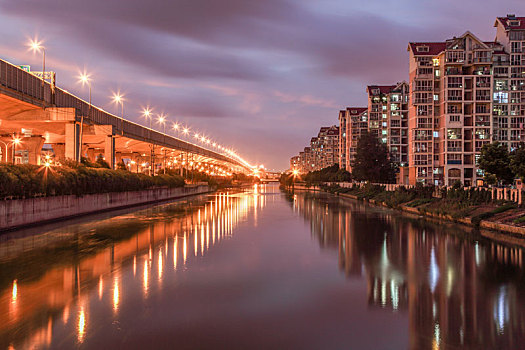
{"left": 0, "top": 163, "right": 186, "bottom": 198}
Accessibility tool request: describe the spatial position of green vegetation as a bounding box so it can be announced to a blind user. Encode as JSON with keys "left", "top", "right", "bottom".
{"left": 352, "top": 132, "right": 396, "bottom": 183}
{"left": 306, "top": 182, "right": 519, "bottom": 226}
{"left": 304, "top": 164, "right": 351, "bottom": 185}
{"left": 478, "top": 142, "right": 514, "bottom": 185}
{"left": 0, "top": 163, "right": 186, "bottom": 199}
{"left": 471, "top": 203, "right": 517, "bottom": 226}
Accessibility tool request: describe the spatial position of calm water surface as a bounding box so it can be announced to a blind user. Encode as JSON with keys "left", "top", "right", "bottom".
{"left": 1, "top": 184, "right": 525, "bottom": 349}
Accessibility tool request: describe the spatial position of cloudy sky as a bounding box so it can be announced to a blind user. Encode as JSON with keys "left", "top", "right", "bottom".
{"left": 0, "top": 0, "right": 524, "bottom": 170}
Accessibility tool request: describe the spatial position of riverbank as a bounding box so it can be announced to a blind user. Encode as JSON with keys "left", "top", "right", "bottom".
{"left": 0, "top": 184, "right": 211, "bottom": 232}
{"left": 292, "top": 183, "right": 525, "bottom": 238}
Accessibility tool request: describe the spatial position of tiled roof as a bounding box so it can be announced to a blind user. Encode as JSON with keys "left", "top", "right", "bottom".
{"left": 346, "top": 107, "right": 367, "bottom": 115}
{"left": 408, "top": 42, "right": 447, "bottom": 56}
{"left": 367, "top": 85, "right": 396, "bottom": 95}
{"left": 495, "top": 16, "right": 525, "bottom": 30}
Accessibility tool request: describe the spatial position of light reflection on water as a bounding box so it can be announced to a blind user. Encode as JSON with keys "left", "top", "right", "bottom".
{"left": 0, "top": 188, "right": 265, "bottom": 349}
{"left": 1, "top": 186, "right": 525, "bottom": 349}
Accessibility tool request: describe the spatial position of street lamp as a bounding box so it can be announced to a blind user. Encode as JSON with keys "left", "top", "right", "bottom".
{"left": 157, "top": 114, "right": 167, "bottom": 173}
{"left": 112, "top": 92, "right": 124, "bottom": 135}
{"left": 292, "top": 169, "right": 299, "bottom": 192}
{"left": 28, "top": 38, "right": 46, "bottom": 107}
{"left": 12, "top": 137, "right": 21, "bottom": 164}
{"left": 78, "top": 71, "right": 92, "bottom": 162}
{"left": 142, "top": 107, "right": 155, "bottom": 176}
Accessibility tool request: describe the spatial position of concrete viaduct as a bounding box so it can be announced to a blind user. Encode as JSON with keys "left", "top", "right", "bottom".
{"left": 0, "top": 58, "right": 251, "bottom": 174}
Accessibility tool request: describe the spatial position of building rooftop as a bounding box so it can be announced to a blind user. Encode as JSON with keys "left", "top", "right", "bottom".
{"left": 495, "top": 15, "right": 525, "bottom": 30}
{"left": 346, "top": 107, "right": 368, "bottom": 115}
{"left": 407, "top": 42, "right": 447, "bottom": 56}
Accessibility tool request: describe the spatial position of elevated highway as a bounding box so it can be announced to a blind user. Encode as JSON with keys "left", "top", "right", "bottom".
{"left": 0, "top": 58, "right": 251, "bottom": 173}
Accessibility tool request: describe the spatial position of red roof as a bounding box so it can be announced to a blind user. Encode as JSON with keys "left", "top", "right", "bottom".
{"left": 346, "top": 107, "right": 367, "bottom": 115}
{"left": 367, "top": 85, "right": 396, "bottom": 95}
{"left": 495, "top": 16, "right": 525, "bottom": 30}
{"left": 408, "top": 42, "right": 446, "bottom": 56}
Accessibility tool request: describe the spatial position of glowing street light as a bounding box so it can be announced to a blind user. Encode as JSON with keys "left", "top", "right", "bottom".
{"left": 182, "top": 127, "right": 189, "bottom": 135}
{"left": 112, "top": 91, "right": 125, "bottom": 135}
{"left": 27, "top": 37, "right": 46, "bottom": 107}
{"left": 77, "top": 71, "right": 92, "bottom": 162}
{"left": 142, "top": 107, "right": 155, "bottom": 176}
{"left": 12, "top": 137, "right": 21, "bottom": 164}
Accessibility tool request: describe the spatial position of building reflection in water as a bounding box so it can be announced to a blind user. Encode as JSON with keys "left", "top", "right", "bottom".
{"left": 0, "top": 186, "right": 266, "bottom": 349}
{"left": 293, "top": 192, "right": 525, "bottom": 350}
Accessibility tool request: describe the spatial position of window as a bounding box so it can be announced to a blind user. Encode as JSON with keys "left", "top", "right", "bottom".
{"left": 493, "top": 92, "right": 509, "bottom": 103}
{"left": 416, "top": 46, "right": 429, "bottom": 53}
{"left": 447, "top": 141, "right": 462, "bottom": 152}
{"left": 512, "top": 41, "right": 522, "bottom": 53}
{"left": 476, "top": 77, "right": 491, "bottom": 88}
{"left": 447, "top": 128, "right": 462, "bottom": 140}
{"left": 446, "top": 51, "right": 465, "bottom": 63}
{"left": 418, "top": 68, "right": 433, "bottom": 75}
{"left": 415, "top": 80, "right": 433, "bottom": 91}
{"left": 495, "top": 80, "right": 508, "bottom": 91}
{"left": 449, "top": 115, "right": 461, "bottom": 122}
{"left": 475, "top": 90, "right": 490, "bottom": 101}
{"left": 511, "top": 55, "right": 522, "bottom": 66}
{"left": 448, "top": 77, "right": 463, "bottom": 88}
{"left": 434, "top": 94, "right": 439, "bottom": 101}
{"left": 448, "top": 90, "right": 462, "bottom": 101}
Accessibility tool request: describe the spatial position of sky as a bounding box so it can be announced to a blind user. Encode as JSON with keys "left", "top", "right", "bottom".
{"left": 0, "top": 0, "right": 524, "bottom": 170}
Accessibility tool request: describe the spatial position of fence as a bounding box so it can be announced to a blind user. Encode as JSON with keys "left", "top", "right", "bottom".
{"left": 323, "top": 182, "right": 524, "bottom": 205}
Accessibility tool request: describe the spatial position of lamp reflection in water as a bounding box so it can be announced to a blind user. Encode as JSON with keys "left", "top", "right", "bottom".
{"left": 113, "top": 277, "right": 119, "bottom": 313}
{"left": 173, "top": 236, "right": 178, "bottom": 269}
{"left": 98, "top": 276, "right": 103, "bottom": 300}
{"left": 143, "top": 257, "right": 149, "bottom": 297}
{"left": 11, "top": 279, "right": 17, "bottom": 303}
{"left": 158, "top": 248, "right": 163, "bottom": 283}
{"left": 0, "top": 187, "right": 267, "bottom": 348}
{"left": 77, "top": 307, "right": 86, "bottom": 343}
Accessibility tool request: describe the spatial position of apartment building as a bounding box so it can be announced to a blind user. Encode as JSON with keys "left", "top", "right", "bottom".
{"left": 317, "top": 125, "right": 340, "bottom": 169}
{"left": 290, "top": 155, "right": 300, "bottom": 171}
{"left": 366, "top": 82, "right": 410, "bottom": 168}
{"left": 494, "top": 15, "right": 525, "bottom": 151}
{"left": 338, "top": 107, "right": 368, "bottom": 172}
{"left": 408, "top": 33, "right": 496, "bottom": 186}
{"left": 290, "top": 125, "right": 340, "bottom": 173}
{"left": 338, "top": 110, "right": 347, "bottom": 170}
{"left": 406, "top": 15, "right": 525, "bottom": 186}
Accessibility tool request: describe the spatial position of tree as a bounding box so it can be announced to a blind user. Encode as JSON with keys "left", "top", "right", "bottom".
{"left": 478, "top": 142, "right": 513, "bottom": 185}
{"left": 510, "top": 143, "right": 525, "bottom": 180}
{"left": 303, "top": 164, "right": 351, "bottom": 185}
{"left": 352, "top": 132, "right": 396, "bottom": 183}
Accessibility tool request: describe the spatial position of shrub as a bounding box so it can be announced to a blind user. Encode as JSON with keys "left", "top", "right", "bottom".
{"left": 0, "top": 163, "right": 186, "bottom": 198}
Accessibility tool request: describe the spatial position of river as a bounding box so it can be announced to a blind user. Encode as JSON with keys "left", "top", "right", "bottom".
{"left": 1, "top": 183, "right": 525, "bottom": 349}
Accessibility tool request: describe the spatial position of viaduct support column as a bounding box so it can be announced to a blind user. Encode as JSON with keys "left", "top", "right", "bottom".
{"left": 65, "top": 123, "right": 79, "bottom": 161}
{"left": 105, "top": 135, "right": 115, "bottom": 169}
{"left": 25, "top": 136, "right": 45, "bottom": 165}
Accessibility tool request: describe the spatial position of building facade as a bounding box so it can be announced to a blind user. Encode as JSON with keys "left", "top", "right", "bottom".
{"left": 290, "top": 126, "right": 340, "bottom": 173}
{"left": 339, "top": 108, "right": 368, "bottom": 172}
{"left": 366, "top": 82, "right": 409, "bottom": 168}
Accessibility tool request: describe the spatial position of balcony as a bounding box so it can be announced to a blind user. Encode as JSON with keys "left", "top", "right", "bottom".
{"left": 447, "top": 160, "right": 462, "bottom": 165}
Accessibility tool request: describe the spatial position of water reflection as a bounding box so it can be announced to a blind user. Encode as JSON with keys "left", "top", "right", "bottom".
{"left": 293, "top": 192, "right": 525, "bottom": 349}
{"left": 0, "top": 187, "right": 265, "bottom": 349}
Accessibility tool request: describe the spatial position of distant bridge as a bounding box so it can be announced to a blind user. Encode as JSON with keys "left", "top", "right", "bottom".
{"left": 0, "top": 58, "right": 252, "bottom": 173}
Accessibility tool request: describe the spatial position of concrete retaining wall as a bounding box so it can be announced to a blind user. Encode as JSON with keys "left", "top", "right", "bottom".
{"left": 0, "top": 185, "right": 209, "bottom": 231}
